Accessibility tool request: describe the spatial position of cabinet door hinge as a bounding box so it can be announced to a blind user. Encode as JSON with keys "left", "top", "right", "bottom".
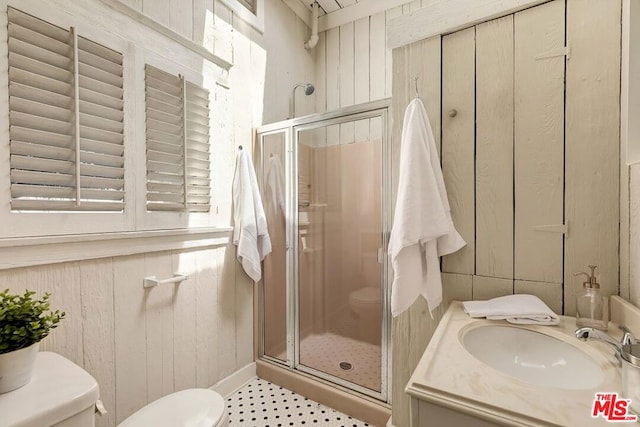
{"left": 535, "top": 45, "right": 570, "bottom": 60}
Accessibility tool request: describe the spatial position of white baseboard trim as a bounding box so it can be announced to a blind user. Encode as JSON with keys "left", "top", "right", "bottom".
{"left": 210, "top": 362, "right": 257, "bottom": 398}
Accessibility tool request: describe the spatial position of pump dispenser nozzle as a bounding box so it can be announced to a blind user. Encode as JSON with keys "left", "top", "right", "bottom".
{"left": 574, "top": 265, "right": 600, "bottom": 289}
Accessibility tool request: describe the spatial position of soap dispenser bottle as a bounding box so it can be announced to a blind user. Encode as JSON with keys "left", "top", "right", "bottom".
{"left": 574, "top": 265, "right": 608, "bottom": 330}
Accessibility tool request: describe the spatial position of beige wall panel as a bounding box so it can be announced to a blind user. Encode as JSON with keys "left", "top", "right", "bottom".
{"left": 192, "top": 0, "right": 213, "bottom": 47}
{"left": 443, "top": 273, "right": 473, "bottom": 303}
{"left": 218, "top": 244, "right": 238, "bottom": 378}
{"left": 326, "top": 27, "right": 340, "bottom": 112}
{"left": 369, "top": 12, "right": 386, "bottom": 102}
{"left": 30, "top": 262, "right": 83, "bottom": 366}
{"left": 142, "top": 0, "right": 171, "bottom": 28}
{"left": 514, "top": 280, "right": 563, "bottom": 315}
{"left": 235, "top": 259, "right": 255, "bottom": 368}
{"left": 514, "top": 0, "right": 565, "bottom": 284}
{"left": 564, "top": 0, "right": 621, "bottom": 315}
{"left": 391, "top": 35, "right": 443, "bottom": 427}
{"left": 170, "top": 0, "right": 193, "bottom": 39}
{"left": 386, "top": 7, "right": 402, "bottom": 98}
{"left": 80, "top": 258, "right": 116, "bottom": 427}
{"left": 354, "top": 17, "right": 370, "bottom": 143}
{"left": 195, "top": 247, "right": 220, "bottom": 387}
{"left": 114, "top": 254, "right": 148, "bottom": 423}
{"left": 632, "top": 165, "right": 640, "bottom": 306}
{"left": 441, "top": 27, "right": 476, "bottom": 275}
{"left": 315, "top": 32, "right": 327, "bottom": 113}
{"left": 472, "top": 275, "right": 514, "bottom": 301}
{"left": 475, "top": 16, "right": 514, "bottom": 280}
{"left": 144, "top": 251, "right": 175, "bottom": 400}
{"left": 339, "top": 23, "right": 355, "bottom": 144}
{"left": 172, "top": 250, "right": 198, "bottom": 391}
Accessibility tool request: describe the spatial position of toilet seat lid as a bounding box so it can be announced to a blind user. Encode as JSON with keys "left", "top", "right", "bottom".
{"left": 119, "top": 389, "right": 225, "bottom": 427}
{"left": 350, "top": 286, "right": 381, "bottom": 304}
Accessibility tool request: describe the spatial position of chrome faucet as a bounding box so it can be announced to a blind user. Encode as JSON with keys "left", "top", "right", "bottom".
{"left": 575, "top": 326, "right": 637, "bottom": 357}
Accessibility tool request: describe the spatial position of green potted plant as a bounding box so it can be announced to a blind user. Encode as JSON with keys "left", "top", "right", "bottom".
{"left": 0, "top": 289, "right": 65, "bottom": 393}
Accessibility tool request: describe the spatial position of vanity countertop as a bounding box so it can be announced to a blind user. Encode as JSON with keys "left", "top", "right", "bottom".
{"left": 405, "top": 301, "right": 626, "bottom": 426}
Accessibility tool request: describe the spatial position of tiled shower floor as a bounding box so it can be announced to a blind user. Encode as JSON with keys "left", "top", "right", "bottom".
{"left": 226, "top": 378, "right": 370, "bottom": 427}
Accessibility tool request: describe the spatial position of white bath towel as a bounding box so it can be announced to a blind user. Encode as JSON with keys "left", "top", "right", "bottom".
{"left": 462, "top": 294, "right": 560, "bottom": 325}
{"left": 389, "top": 98, "right": 466, "bottom": 317}
{"left": 233, "top": 148, "right": 272, "bottom": 282}
{"left": 266, "top": 154, "right": 285, "bottom": 216}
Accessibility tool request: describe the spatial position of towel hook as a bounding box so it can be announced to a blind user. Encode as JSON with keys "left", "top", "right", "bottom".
{"left": 414, "top": 77, "right": 420, "bottom": 99}
{"left": 238, "top": 145, "right": 243, "bottom": 150}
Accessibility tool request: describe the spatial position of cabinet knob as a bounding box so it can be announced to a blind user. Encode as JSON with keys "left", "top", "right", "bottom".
{"left": 448, "top": 109, "right": 458, "bottom": 118}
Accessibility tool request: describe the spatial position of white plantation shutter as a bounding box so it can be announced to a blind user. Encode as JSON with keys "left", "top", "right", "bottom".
{"left": 8, "top": 8, "right": 125, "bottom": 211}
{"left": 185, "top": 82, "right": 211, "bottom": 212}
{"left": 145, "top": 66, "right": 211, "bottom": 212}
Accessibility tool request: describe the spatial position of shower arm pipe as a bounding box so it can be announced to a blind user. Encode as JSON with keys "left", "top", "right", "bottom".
{"left": 304, "top": 2, "right": 319, "bottom": 50}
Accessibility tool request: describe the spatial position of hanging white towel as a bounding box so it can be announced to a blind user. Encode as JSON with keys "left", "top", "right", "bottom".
{"left": 389, "top": 98, "right": 466, "bottom": 317}
{"left": 233, "top": 148, "right": 272, "bottom": 282}
{"left": 462, "top": 294, "right": 560, "bottom": 325}
{"left": 266, "top": 154, "right": 286, "bottom": 216}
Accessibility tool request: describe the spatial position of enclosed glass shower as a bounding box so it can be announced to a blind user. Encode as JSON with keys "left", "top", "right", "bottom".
{"left": 256, "top": 100, "right": 391, "bottom": 401}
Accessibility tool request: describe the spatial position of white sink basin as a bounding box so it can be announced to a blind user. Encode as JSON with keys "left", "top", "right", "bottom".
{"left": 461, "top": 325, "right": 604, "bottom": 390}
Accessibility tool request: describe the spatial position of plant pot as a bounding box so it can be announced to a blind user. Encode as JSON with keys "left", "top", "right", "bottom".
{"left": 0, "top": 342, "right": 40, "bottom": 393}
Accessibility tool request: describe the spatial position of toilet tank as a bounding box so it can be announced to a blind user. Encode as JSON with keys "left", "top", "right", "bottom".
{"left": 0, "top": 352, "right": 99, "bottom": 427}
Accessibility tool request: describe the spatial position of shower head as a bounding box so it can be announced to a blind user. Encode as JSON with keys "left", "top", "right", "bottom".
{"left": 291, "top": 83, "right": 315, "bottom": 118}
{"left": 294, "top": 83, "right": 315, "bottom": 96}
{"left": 303, "top": 83, "right": 315, "bottom": 95}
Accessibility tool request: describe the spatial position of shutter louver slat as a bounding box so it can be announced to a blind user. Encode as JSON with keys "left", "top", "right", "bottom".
{"left": 8, "top": 38, "right": 71, "bottom": 69}
{"left": 10, "top": 82, "right": 73, "bottom": 108}
{"left": 187, "top": 149, "right": 210, "bottom": 161}
{"left": 11, "top": 126, "right": 73, "bottom": 148}
{"left": 10, "top": 96, "right": 73, "bottom": 122}
{"left": 10, "top": 111, "right": 73, "bottom": 135}
{"left": 80, "top": 87, "right": 123, "bottom": 110}
{"left": 145, "top": 65, "right": 186, "bottom": 211}
{"left": 81, "top": 139, "right": 124, "bottom": 157}
{"left": 8, "top": 8, "right": 70, "bottom": 43}
{"left": 144, "top": 67, "right": 211, "bottom": 213}
{"left": 11, "top": 141, "right": 74, "bottom": 161}
{"left": 8, "top": 23, "right": 72, "bottom": 57}
{"left": 9, "top": 68, "right": 72, "bottom": 96}
{"left": 8, "top": 8, "right": 125, "bottom": 211}
{"left": 9, "top": 52, "right": 73, "bottom": 82}
{"left": 185, "top": 82, "right": 211, "bottom": 213}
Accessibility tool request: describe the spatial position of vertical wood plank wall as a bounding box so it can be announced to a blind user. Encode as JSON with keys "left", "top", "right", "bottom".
{"left": 513, "top": 0, "right": 565, "bottom": 287}
{"left": 564, "top": 0, "right": 621, "bottom": 315}
{"left": 0, "top": 1, "right": 314, "bottom": 427}
{"left": 441, "top": 28, "right": 476, "bottom": 275}
{"left": 475, "top": 15, "right": 514, "bottom": 281}
{"left": 0, "top": 245, "right": 248, "bottom": 426}
{"left": 387, "top": 1, "right": 621, "bottom": 425}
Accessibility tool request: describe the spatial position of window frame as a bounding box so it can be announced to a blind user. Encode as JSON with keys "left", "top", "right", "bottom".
{"left": 216, "top": 0, "right": 265, "bottom": 33}
{"left": 0, "top": 3, "right": 136, "bottom": 238}
{"left": 136, "top": 49, "right": 218, "bottom": 232}
{"left": 0, "top": 2, "right": 224, "bottom": 240}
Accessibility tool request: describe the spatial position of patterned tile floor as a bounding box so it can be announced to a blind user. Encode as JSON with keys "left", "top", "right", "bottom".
{"left": 226, "top": 378, "right": 370, "bottom": 427}
{"left": 299, "top": 332, "right": 381, "bottom": 392}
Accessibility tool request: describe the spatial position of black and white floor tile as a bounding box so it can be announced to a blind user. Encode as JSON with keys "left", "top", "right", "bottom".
{"left": 226, "top": 378, "right": 370, "bottom": 427}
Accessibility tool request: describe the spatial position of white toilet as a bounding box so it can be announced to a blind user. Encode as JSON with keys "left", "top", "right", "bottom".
{"left": 0, "top": 352, "right": 228, "bottom": 427}
{"left": 348, "top": 286, "right": 382, "bottom": 343}
{"left": 348, "top": 286, "right": 381, "bottom": 319}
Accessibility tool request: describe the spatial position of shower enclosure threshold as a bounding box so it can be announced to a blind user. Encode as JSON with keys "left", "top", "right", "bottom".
{"left": 256, "top": 359, "right": 391, "bottom": 427}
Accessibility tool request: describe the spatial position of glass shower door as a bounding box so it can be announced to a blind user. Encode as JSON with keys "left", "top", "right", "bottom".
{"left": 295, "top": 114, "right": 385, "bottom": 395}
{"left": 260, "top": 130, "right": 288, "bottom": 363}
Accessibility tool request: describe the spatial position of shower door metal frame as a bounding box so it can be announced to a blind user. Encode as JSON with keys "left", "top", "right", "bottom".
{"left": 257, "top": 98, "right": 392, "bottom": 403}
